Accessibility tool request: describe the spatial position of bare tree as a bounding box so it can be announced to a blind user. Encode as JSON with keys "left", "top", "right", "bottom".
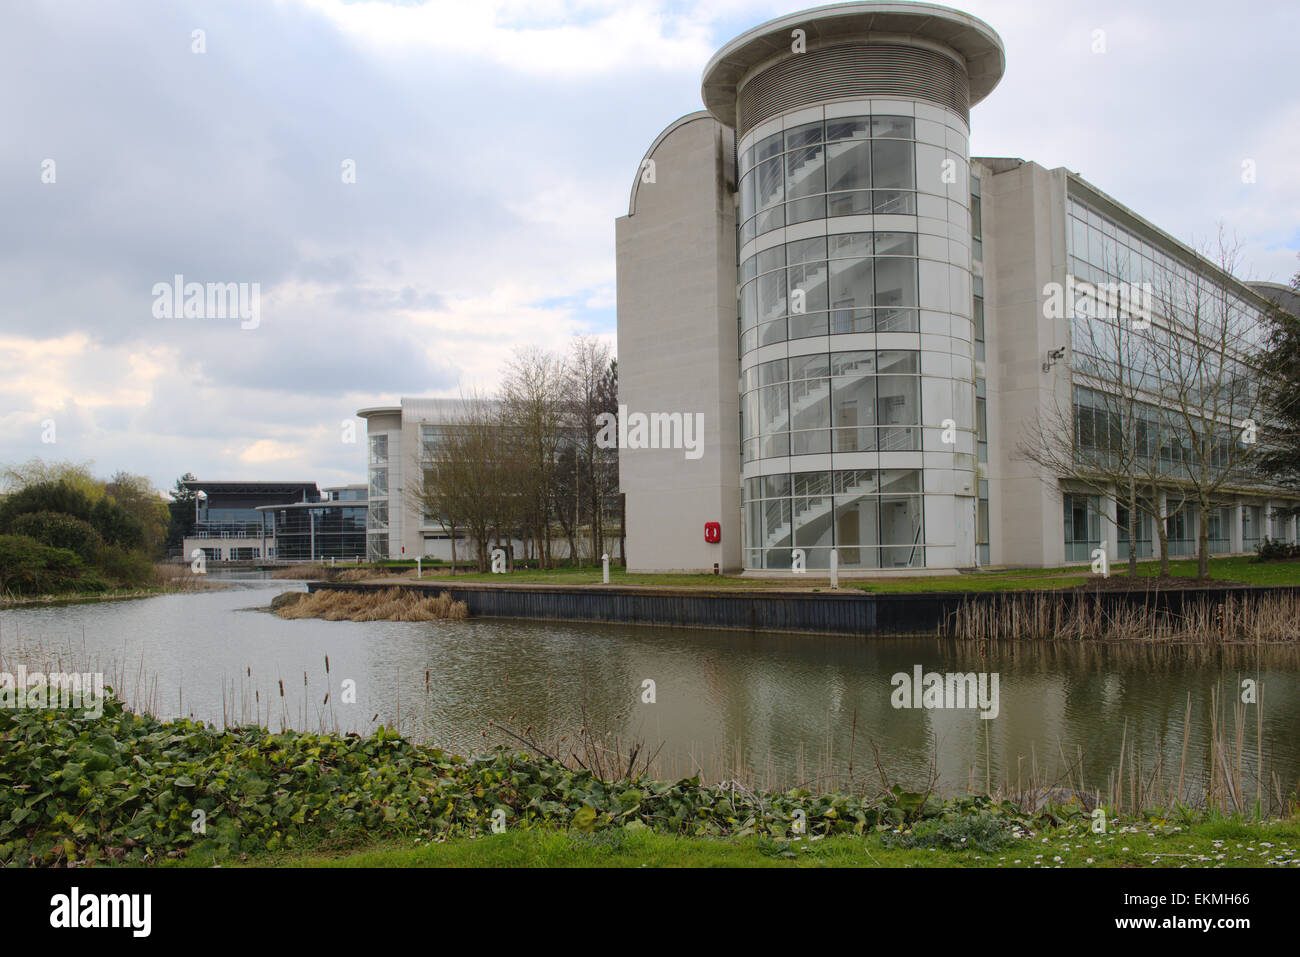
{"left": 1017, "top": 249, "right": 1179, "bottom": 576}
{"left": 408, "top": 394, "right": 511, "bottom": 573}
{"left": 501, "top": 347, "right": 567, "bottom": 569}
{"left": 1018, "top": 228, "right": 1266, "bottom": 581}
{"left": 565, "top": 336, "right": 614, "bottom": 563}
{"left": 1151, "top": 229, "right": 1265, "bottom": 579}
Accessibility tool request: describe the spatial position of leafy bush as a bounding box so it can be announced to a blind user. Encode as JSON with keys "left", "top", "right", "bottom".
{"left": 1255, "top": 537, "right": 1300, "bottom": 562}
{"left": 10, "top": 511, "right": 103, "bottom": 563}
{"left": 0, "top": 693, "right": 1044, "bottom": 866}
{"left": 0, "top": 481, "right": 143, "bottom": 549}
{"left": 89, "top": 496, "right": 144, "bottom": 549}
{"left": 95, "top": 544, "right": 158, "bottom": 588}
{"left": 0, "top": 534, "right": 104, "bottom": 597}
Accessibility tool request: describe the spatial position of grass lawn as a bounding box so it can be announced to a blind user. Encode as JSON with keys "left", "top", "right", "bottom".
{"left": 403, "top": 556, "right": 1300, "bottom": 594}
{"left": 195, "top": 817, "right": 1300, "bottom": 869}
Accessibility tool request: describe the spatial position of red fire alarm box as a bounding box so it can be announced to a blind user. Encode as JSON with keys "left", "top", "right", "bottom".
{"left": 704, "top": 522, "right": 721, "bottom": 544}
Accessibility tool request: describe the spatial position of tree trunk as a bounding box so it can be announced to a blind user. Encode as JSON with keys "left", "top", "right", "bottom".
{"left": 1126, "top": 478, "right": 1139, "bottom": 576}
{"left": 1197, "top": 501, "right": 1211, "bottom": 580}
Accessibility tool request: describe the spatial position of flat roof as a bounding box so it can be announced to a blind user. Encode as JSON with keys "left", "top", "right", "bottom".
{"left": 702, "top": 1, "right": 1005, "bottom": 128}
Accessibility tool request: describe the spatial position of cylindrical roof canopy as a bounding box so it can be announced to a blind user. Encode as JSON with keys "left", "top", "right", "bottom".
{"left": 702, "top": 2, "right": 1004, "bottom": 134}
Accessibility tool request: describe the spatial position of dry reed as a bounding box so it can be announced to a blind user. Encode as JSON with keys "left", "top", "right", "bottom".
{"left": 273, "top": 587, "right": 468, "bottom": 622}
{"left": 947, "top": 591, "right": 1300, "bottom": 642}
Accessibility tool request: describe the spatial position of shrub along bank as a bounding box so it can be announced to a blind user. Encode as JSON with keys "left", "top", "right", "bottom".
{"left": 3, "top": 691, "right": 1063, "bottom": 867}
{"left": 0, "top": 480, "right": 155, "bottom": 597}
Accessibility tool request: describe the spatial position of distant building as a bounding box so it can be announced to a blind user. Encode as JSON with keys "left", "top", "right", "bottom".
{"left": 182, "top": 480, "right": 366, "bottom": 562}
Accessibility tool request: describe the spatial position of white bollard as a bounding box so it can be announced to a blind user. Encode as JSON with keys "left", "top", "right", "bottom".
{"left": 416, "top": 557, "right": 422, "bottom": 578}
{"left": 829, "top": 549, "right": 839, "bottom": 589}
{"left": 602, "top": 552, "right": 610, "bottom": 584}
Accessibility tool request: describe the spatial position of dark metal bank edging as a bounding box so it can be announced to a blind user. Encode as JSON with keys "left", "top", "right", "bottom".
{"left": 304, "top": 581, "right": 1300, "bottom": 637}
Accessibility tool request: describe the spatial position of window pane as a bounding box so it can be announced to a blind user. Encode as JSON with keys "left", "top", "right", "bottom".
{"left": 788, "top": 236, "right": 827, "bottom": 265}
{"left": 826, "top": 116, "right": 870, "bottom": 141}
{"left": 793, "top": 496, "right": 835, "bottom": 546}
{"left": 790, "top": 377, "right": 831, "bottom": 433}
{"left": 829, "top": 233, "right": 873, "bottom": 259}
{"left": 785, "top": 121, "right": 824, "bottom": 150}
{"left": 790, "top": 353, "right": 830, "bottom": 379}
{"left": 832, "top": 373, "right": 875, "bottom": 428}
{"left": 788, "top": 261, "right": 828, "bottom": 313}
{"left": 827, "top": 191, "right": 873, "bottom": 217}
{"left": 830, "top": 258, "right": 873, "bottom": 310}
{"left": 786, "top": 145, "right": 825, "bottom": 199}
{"left": 874, "top": 257, "right": 916, "bottom": 308}
{"left": 872, "top": 139, "right": 914, "bottom": 190}
{"left": 755, "top": 131, "right": 783, "bottom": 164}
{"left": 788, "top": 311, "right": 828, "bottom": 339}
{"left": 787, "top": 196, "right": 826, "bottom": 224}
{"left": 759, "top": 383, "right": 789, "bottom": 435}
{"left": 757, "top": 270, "right": 787, "bottom": 322}
{"left": 877, "top": 375, "right": 919, "bottom": 425}
{"left": 874, "top": 232, "right": 916, "bottom": 256}
{"left": 757, "top": 245, "right": 785, "bottom": 275}
{"left": 833, "top": 494, "right": 879, "bottom": 567}
{"left": 872, "top": 115, "right": 914, "bottom": 139}
{"left": 756, "top": 156, "right": 785, "bottom": 209}
{"left": 827, "top": 139, "right": 870, "bottom": 192}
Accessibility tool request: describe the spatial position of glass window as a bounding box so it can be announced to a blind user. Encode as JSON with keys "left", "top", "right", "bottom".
{"left": 827, "top": 139, "right": 870, "bottom": 193}
{"left": 757, "top": 270, "right": 787, "bottom": 322}
{"left": 757, "top": 357, "right": 788, "bottom": 386}
{"left": 877, "top": 375, "right": 919, "bottom": 425}
{"left": 756, "top": 156, "right": 785, "bottom": 210}
{"left": 785, "top": 121, "right": 824, "bottom": 150}
{"left": 793, "top": 472, "right": 832, "bottom": 496}
{"left": 786, "top": 145, "right": 826, "bottom": 199}
{"left": 740, "top": 171, "right": 756, "bottom": 224}
{"left": 831, "top": 351, "right": 876, "bottom": 376}
{"left": 871, "top": 139, "right": 914, "bottom": 190}
{"left": 790, "top": 353, "right": 831, "bottom": 379}
{"left": 830, "top": 258, "right": 873, "bottom": 310}
{"left": 826, "top": 116, "right": 870, "bottom": 141}
{"left": 874, "top": 232, "right": 916, "bottom": 257}
{"left": 829, "top": 233, "right": 873, "bottom": 259}
{"left": 759, "top": 383, "right": 789, "bottom": 436}
{"left": 827, "top": 191, "right": 873, "bottom": 217}
{"left": 787, "top": 195, "right": 826, "bottom": 225}
{"left": 872, "top": 115, "right": 914, "bottom": 139}
{"left": 369, "top": 434, "right": 388, "bottom": 465}
{"left": 757, "top": 246, "right": 785, "bottom": 275}
{"left": 787, "top": 236, "right": 827, "bottom": 265}
{"left": 789, "top": 376, "right": 831, "bottom": 433}
{"left": 788, "top": 261, "right": 829, "bottom": 313}
{"left": 879, "top": 495, "right": 923, "bottom": 566}
{"left": 833, "top": 494, "right": 878, "bottom": 568}
{"left": 874, "top": 257, "right": 917, "bottom": 308}
{"left": 755, "top": 131, "right": 783, "bottom": 164}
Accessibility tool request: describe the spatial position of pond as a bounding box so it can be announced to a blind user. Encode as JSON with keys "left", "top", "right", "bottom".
{"left": 3, "top": 573, "right": 1298, "bottom": 802}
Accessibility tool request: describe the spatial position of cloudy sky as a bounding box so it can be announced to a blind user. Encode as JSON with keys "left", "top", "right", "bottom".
{"left": 2, "top": 0, "right": 1296, "bottom": 493}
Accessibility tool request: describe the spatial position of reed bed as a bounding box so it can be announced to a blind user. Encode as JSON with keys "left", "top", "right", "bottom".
{"left": 946, "top": 591, "right": 1300, "bottom": 642}
{"left": 273, "top": 587, "right": 468, "bottom": 622}
{"left": 270, "top": 564, "right": 379, "bottom": 582}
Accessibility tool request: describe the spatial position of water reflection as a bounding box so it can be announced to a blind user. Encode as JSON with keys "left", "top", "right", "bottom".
{"left": 2, "top": 579, "right": 1296, "bottom": 800}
